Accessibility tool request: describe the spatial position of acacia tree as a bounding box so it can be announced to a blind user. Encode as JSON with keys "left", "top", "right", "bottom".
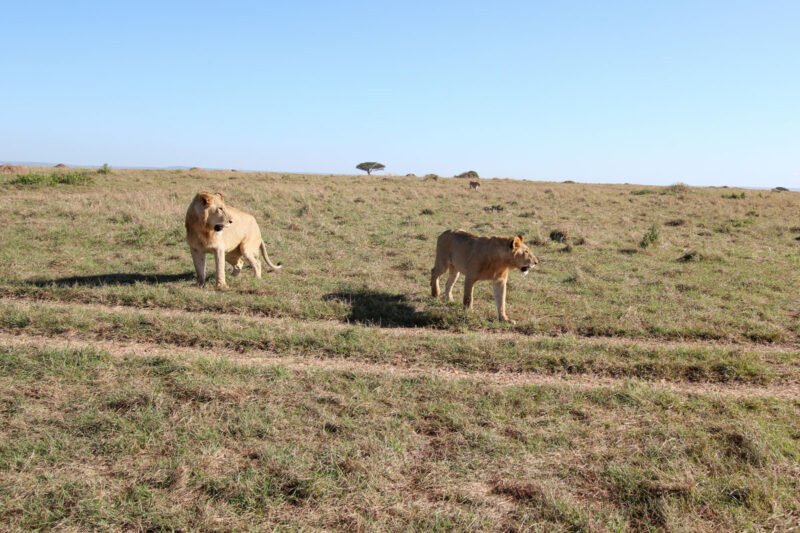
{"left": 356, "top": 162, "right": 385, "bottom": 175}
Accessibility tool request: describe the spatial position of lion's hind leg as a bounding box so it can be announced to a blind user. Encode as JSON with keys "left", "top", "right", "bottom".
{"left": 226, "top": 250, "right": 244, "bottom": 277}
{"left": 431, "top": 261, "right": 448, "bottom": 298}
{"left": 444, "top": 267, "right": 459, "bottom": 302}
{"left": 244, "top": 250, "right": 262, "bottom": 279}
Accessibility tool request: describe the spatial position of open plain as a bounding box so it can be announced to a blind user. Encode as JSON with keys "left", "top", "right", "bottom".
{"left": 1, "top": 167, "right": 798, "bottom": 531}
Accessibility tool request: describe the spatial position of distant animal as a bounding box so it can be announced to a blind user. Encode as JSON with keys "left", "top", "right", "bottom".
{"left": 185, "top": 191, "right": 282, "bottom": 288}
{"left": 484, "top": 205, "right": 504, "bottom": 212}
{"left": 469, "top": 181, "right": 480, "bottom": 190}
{"left": 430, "top": 229, "right": 538, "bottom": 323}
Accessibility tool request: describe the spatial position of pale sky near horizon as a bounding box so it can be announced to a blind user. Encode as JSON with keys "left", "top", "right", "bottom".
{"left": 2, "top": 1, "right": 798, "bottom": 187}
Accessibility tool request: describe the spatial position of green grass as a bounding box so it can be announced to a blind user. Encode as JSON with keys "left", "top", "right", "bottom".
{"left": 1, "top": 345, "right": 798, "bottom": 531}
{"left": 0, "top": 299, "right": 794, "bottom": 384}
{"left": 9, "top": 171, "right": 93, "bottom": 186}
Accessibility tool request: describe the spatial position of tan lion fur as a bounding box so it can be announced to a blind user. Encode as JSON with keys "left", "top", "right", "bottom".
{"left": 185, "top": 191, "right": 281, "bottom": 288}
{"left": 431, "top": 229, "right": 538, "bottom": 323}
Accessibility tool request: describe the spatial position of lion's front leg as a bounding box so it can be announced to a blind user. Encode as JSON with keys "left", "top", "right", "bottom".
{"left": 214, "top": 247, "right": 227, "bottom": 288}
{"left": 191, "top": 249, "right": 207, "bottom": 286}
{"left": 493, "top": 278, "right": 515, "bottom": 324}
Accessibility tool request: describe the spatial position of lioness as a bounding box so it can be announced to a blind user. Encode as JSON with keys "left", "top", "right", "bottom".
{"left": 185, "top": 191, "right": 282, "bottom": 288}
{"left": 431, "top": 229, "right": 538, "bottom": 323}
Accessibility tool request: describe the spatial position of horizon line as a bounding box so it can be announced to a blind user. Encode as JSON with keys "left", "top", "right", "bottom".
{"left": 1, "top": 160, "right": 797, "bottom": 192}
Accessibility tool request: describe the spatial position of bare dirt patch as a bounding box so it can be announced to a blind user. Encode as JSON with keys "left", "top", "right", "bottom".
{"left": 0, "top": 164, "right": 25, "bottom": 174}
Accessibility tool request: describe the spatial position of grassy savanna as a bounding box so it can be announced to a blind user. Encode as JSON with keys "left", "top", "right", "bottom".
{"left": 2, "top": 168, "right": 798, "bottom": 341}
{"left": 1, "top": 167, "right": 799, "bottom": 531}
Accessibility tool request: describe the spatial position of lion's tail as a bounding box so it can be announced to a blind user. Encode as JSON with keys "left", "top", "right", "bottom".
{"left": 260, "top": 241, "right": 282, "bottom": 270}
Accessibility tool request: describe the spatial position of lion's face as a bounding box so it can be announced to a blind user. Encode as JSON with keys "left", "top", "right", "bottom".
{"left": 511, "top": 236, "right": 539, "bottom": 275}
{"left": 203, "top": 193, "right": 233, "bottom": 232}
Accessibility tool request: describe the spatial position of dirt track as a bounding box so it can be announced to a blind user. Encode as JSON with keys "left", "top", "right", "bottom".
{"left": 3, "top": 330, "right": 798, "bottom": 401}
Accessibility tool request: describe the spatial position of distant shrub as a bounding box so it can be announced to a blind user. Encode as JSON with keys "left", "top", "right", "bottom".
{"left": 772, "top": 187, "right": 789, "bottom": 192}
{"left": 665, "top": 219, "right": 687, "bottom": 227}
{"left": 97, "top": 163, "right": 111, "bottom": 175}
{"left": 562, "top": 180, "right": 576, "bottom": 184}
{"left": 633, "top": 184, "right": 688, "bottom": 197}
{"left": 639, "top": 224, "right": 659, "bottom": 249}
{"left": 455, "top": 170, "right": 479, "bottom": 179}
{"left": 790, "top": 227, "right": 800, "bottom": 234}
{"left": 420, "top": 208, "right": 434, "bottom": 215}
{"left": 423, "top": 174, "right": 439, "bottom": 181}
{"left": 484, "top": 205, "right": 504, "bottom": 212}
{"left": 721, "top": 192, "right": 745, "bottom": 199}
{"left": 53, "top": 172, "right": 93, "bottom": 185}
{"left": 10, "top": 173, "right": 49, "bottom": 185}
{"left": 549, "top": 228, "right": 569, "bottom": 243}
{"left": 10, "top": 172, "right": 93, "bottom": 186}
{"left": 664, "top": 182, "right": 689, "bottom": 194}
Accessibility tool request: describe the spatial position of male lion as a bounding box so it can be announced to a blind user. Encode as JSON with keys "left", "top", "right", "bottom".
{"left": 185, "top": 191, "right": 282, "bottom": 288}
{"left": 431, "top": 229, "right": 538, "bottom": 323}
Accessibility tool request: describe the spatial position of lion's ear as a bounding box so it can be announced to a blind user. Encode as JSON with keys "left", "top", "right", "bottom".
{"left": 517, "top": 234, "right": 524, "bottom": 242}
{"left": 511, "top": 236, "right": 522, "bottom": 250}
{"left": 215, "top": 192, "right": 224, "bottom": 201}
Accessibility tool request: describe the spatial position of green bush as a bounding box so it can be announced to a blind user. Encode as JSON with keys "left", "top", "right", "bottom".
{"left": 10, "top": 174, "right": 49, "bottom": 185}
{"left": 639, "top": 224, "right": 660, "bottom": 249}
{"left": 455, "top": 170, "right": 479, "bottom": 179}
{"left": 549, "top": 228, "right": 569, "bottom": 243}
{"left": 53, "top": 172, "right": 94, "bottom": 185}
{"left": 10, "top": 172, "right": 93, "bottom": 187}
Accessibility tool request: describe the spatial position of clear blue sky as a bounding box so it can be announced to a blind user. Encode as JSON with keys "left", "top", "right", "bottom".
{"left": 2, "top": 1, "right": 798, "bottom": 186}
